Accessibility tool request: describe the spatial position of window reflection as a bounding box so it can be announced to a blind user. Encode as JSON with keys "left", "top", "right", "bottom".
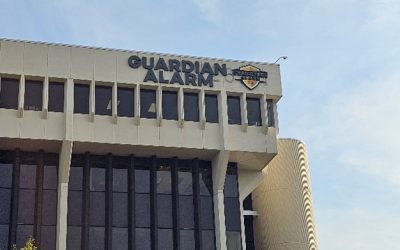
{"left": 24, "top": 80, "right": 43, "bottom": 111}
{"left": 0, "top": 78, "right": 19, "bottom": 109}
{"left": 227, "top": 96, "right": 241, "bottom": 125}
{"left": 140, "top": 89, "right": 156, "bottom": 119}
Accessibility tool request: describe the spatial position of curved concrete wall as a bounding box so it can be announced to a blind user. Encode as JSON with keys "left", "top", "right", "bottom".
{"left": 252, "top": 139, "right": 318, "bottom": 250}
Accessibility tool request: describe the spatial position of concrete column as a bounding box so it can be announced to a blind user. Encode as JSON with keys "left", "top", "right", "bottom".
{"left": 42, "top": 77, "right": 49, "bottom": 119}
{"left": 178, "top": 87, "right": 184, "bottom": 128}
{"left": 64, "top": 78, "right": 74, "bottom": 141}
{"left": 134, "top": 84, "right": 140, "bottom": 125}
{"left": 240, "top": 93, "right": 247, "bottom": 132}
{"left": 199, "top": 89, "right": 206, "bottom": 129}
{"left": 112, "top": 82, "right": 118, "bottom": 124}
{"left": 18, "top": 75, "right": 25, "bottom": 117}
{"left": 89, "top": 80, "right": 95, "bottom": 122}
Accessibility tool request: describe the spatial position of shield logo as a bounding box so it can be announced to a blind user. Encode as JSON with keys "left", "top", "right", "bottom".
{"left": 232, "top": 65, "right": 268, "bottom": 90}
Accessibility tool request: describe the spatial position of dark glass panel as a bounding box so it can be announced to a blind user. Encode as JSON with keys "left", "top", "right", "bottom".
{"left": 24, "top": 80, "right": 43, "bottom": 111}
{"left": 227, "top": 96, "right": 241, "bottom": 125}
{"left": 16, "top": 225, "right": 34, "bottom": 248}
{"left": 205, "top": 94, "right": 218, "bottom": 123}
{"left": 199, "top": 162, "right": 212, "bottom": 196}
{"left": 244, "top": 216, "right": 255, "bottom": 250}
{"left": 135, "top": 169, "right": 150, "bottom": 194}
{"left": 162, "top": 91, "right": 178, "bottom": 120}
{"left": 48, "top": 82, "right": 64, "bottom": 112}
{"left": 179, "top": 196, "right": 194, "bottom": 229}
{"left": 117, "top": 87, "right": 134, "bottom": 117}
{"left": 224, "top": 197, "right": 241, "bottom": 232}
{"left": 89, "top": 227, "right": 105, "bottom": 250}
{"left": 112, "top": 228, "right": 128, "bottom": 250}
{"left": 67, "top": 191, "right": 82, "bottom": 226}
{"left": 0, "top": 78, "right": 19, "bottom": 109}
{"left": 157, "top": 165, "right": 171, "bottom": 194}
{"left": 42, "top": 190, "right": 58, "bottom": 225}
{"left": 135, "top": 193, "right": 150, "bottom": 227}
{"left": 0, "top": 225, "right": 9, "bottom": 250}
{"left": 40, "top": 226, "right": 56, "bottom": 250}
{"left": 113, "top": 168, "right": 128, "bottom": 193}
{"left": 202, "top": 230, "right": 216, "bottom": 250}
{"left": 89, "top": 192, "right": 105, "bottom": 226}
{"left": 95, "top": 85, "right": 112, "bottom": 116}
{"left": 224, "top": 175, "right": 238, "bottom": 198}
{"left": 74, "top": 84, "right": 90, "bottom": 114}
{"left": 19, "top": 164, "right": 37, "bottom": 189}
{"left": 267, "top": 99, "right": 275, "bottom": 127}
{"left": 0, "top": 188, "right": 11, "bottom": 223}
{"left": 180, "top": 230, "right": 195, "bottom": 250}
{"left": 68, "top": 167, "right": 83, "bottom": 191}
{"left": 17, "top": 189, "right": 36, "bottom": 224}
{"left": 178, "top": 166, "right": 192, "bottom": 195}
{"left": 157, "top": 228, "right": 173, "bottom": 250}
{"left": 135, "top": 228, "right": 151, "bottom": 250}
{"left": 113, "top": 192, "right": 128, "bottom": 228}
{"left": 226, "top": 231, "right": 242, "bottom": 250}
{"left": 247, "top": 98, "right": 262, "bottom": 126}
{"left": 184, "top": 92, "right": 199, "bottom": 122}
{"left": 200, "top": 196, "right": 214, "bottom": 230}
{"left": 66, "top": 226, "right": 81, "bottom": 250}
{"left": 0, "top": 163, "right": 13, "bottom": 188}
{"left": 157, "top": 194, "right": 172, "bottom": 228}
{"left": 43, "top": 165, "right": 58, "bottom": 190}
{"left": 90, "top": 168, "right": 105, "bottom": 191}
{"left": 140, "top": 89, "right": 156, "bottom": 119}
{"left": 243, "top": 194, "right": 253, "bottom": 211}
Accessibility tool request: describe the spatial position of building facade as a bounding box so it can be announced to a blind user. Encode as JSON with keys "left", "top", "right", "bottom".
{"left": 0, "top": 39, "right": 316, "bottom": 250}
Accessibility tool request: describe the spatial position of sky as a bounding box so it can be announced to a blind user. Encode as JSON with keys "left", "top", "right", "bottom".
{"left": 1, "top": 0, "right": 399, "bottom": 249}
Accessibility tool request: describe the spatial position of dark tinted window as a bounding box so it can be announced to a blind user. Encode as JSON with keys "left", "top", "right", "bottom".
{"left": 200, "top": 196, "right": 214, "bottom": 230}
{"left": 0, "top": 163, "right": 13, "bottom": 188}
{"left": 67, "top": 226, "right": 81, "bottom": 249}
{"left": 162, "top": 91, "right": 178, "bottom": 120}
{"left": 117, "top": 87, "right": 134, "bottom": 117}
{"left": 205, "top": 94, "right": 218, "bottom": 123}
{"left": 74, "top": 84, "right": 89, "bottom": 114}
{"left": 24, "top": 80, "right": 43, "bottom": 111}
{"left": 67, "top": 191, "right": 82, "bottom": 226}
{"left": 69, "top": 167, "right": 83, "bottom": 191}
{"left": 0, "top": 78, "right": 19, "bottom": 109}
{"left": 113, "top": 168, "right": 128, "bottom": 192}
{"left": 42, "top": 190, "right": 58, "bottom": 225}
{"left": 90, "top": 192, "right": 105, "bottom": 226}
{"left": 224, "top": 197, "right": 241, "bottom": 231}
{"left": 89, "top": 226, "right": 105, "bottom": 250}
{"left": 202, "top": 230, "right": 216, "bottom": 250}
{"left": 43, "top": 165, "right": 58, "bottom": 190}
{"left": 135, "top": 168, "right": 150, "bottom": 193}
{"left": 112, "top": 228, "right": 128, "bottom": 250}
{"left": 184, "top": 92, "right": 199, "bottom": 122}
{"left": 48, "top": 82, "right": 64, "bottom": 112}
{"left": 16, "top": 225, "right": 34, "bottom": 248}
{"left": 113, "top": 193, "right": 128, "bottom": 227}
{"left": 0, "top": 189, "right": 11, "bottom": 223}
{"left": 40, "top": 226, "right": 56, "bottom": 250}
{"left": 17, "top": 189, "right": 36, "bottom": 224}
{"left": 179, "top": 196, "right": 194, "bottom": 229}
{"left": 224, "top": 174, "right": 238, "bottom": 198}
{"left": 157, "top": 194, "right": 173, "bottom": 228}
{"left": 178, "top": 168, "right": 192, "bottom": 195}
{"left": 158, "top": 229, "right": 173, "bottom": 250}
{"left": 95, "top": 85, "right": 112, "bottom": 116}
{"left": 90, "top": 168, "right": 106, "bottom": 191}
{"left": 247, "top": 98, "right": 262, "bottom": 126}
{"left": 199, "top": 162, "right": 212, "bottom": 196}
{"left": 140, "top": 89, "right": 156, "bottom": 119}
{"left": 227, "top": 96, "right": 241, "bottom": 125}
{"left": 135, "top": 194, "right": 150, "bottom": 227}
{"left": 0, "top": 225, "right": 9, "bottom": 250}
{"left": 135, "top": 228, "right": 151, "bottom": 250}
{"left": 267, "top": 99, "right": 275, "bottom": 127}
{"left": 157, "top": 164, "right": 171, "bottom": 194}
{"left": 180, "top": 230, "right": 195, "bottom": 250}
{"left": 19, "top": 164, "right": 36, "bottom": 189}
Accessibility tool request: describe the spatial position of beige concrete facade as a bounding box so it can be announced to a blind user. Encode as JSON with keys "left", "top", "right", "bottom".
{"left": 252, "top": 139, "right": 318, "bottom": 250}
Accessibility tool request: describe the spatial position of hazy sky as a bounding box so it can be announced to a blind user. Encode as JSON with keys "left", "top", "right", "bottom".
{"left": 1, "top": 0, "right": 399, "bottom": 249}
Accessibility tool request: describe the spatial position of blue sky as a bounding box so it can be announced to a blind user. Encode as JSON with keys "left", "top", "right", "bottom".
{"left": 1, "top": 0, "right": 400, "bottom": 249}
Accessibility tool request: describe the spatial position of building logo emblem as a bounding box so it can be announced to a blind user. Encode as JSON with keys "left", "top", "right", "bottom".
{"left": 232, "top": 65, "right": 268, "bottom": 90}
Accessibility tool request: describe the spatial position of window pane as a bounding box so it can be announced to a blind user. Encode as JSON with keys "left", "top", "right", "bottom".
{"left": 41, "top": 226, "right": 56, "bottom": 250}
{"left": 157, "top": 228, "right": 173, "bottom": 250}
{"left": 0, "top": 225, "right": 9, "bottom": 250}
{"left": 178, "top": 170, "right": 192, "bottom": 195}
{"left": 157, "top": 166, "right": 171, "bottom": 194}
{"left": 267, "top": 99, "right": 275, "bottom": 127}
{"left": 90, "top": 192, "right": 105, "bottom": 226}
{"left": 117, "top": 87, "right": 134, "bottom": 117}
{"left": 19, "top": 164, "right": 37, "bottom": 189}
{"left": 135, "top": 169, "right": 150, "bottom": 193}
{"left": 42, "top": 190, "right": 58, "bottom": 225}
{"left": 180, "top": 230, "right": 195, "bottom": 250}
{"left": 0, "top": 78, "right": 19, "bottom": 109}
{"left": 0, "top": 163, "right": 13, "bottom": 188}
{"left": 224, "top": 174, "right": 238, "bottom": 198}
{"left": 67, "top": 226, "right": 81, "bottom": 250}
{"left": 184, "top": 92, "right": 199, "bottom": 122}
{"left": 95, "top": 85, "right": 112, "bottom": 116}
{"left": 113, "top": 192, "right": 128, "bottom": 228}
{"left": 247, "top": 98, "right": 262, "bottom": 126}
{"left": 179, "top": 196, "right": 194, "bottom": 229}
{"left": 90, "top": 168, "right": 105, "bottom": 191}
{"left": 157, "top": 194, "right": 172, "bottom": 228}
{"left": 24, "top": 80, "right": 43, "bottom": 111}
{"left": 67, "top": 191, "right": 82, "bottom": 226}
{"left": 135, "top": 194, "right": 150, "bottom": 227}
{"left": 48, "top": 82, "right": 64, "bottom": 112}
{"left": 202, "top": 230, "right": 216, "bottom": 250}
{"left": 224, "top": 197, "right": 241, "bottom": 232}
{"left": 112, "top": 228, "right": 128, "bottom": 250}
{"left": 135, "top": 228, "right": 151, "bottom": 250}
{"left": 162, "top": 91, "right": 178, "bottom": 120}
{"left": 200, "top": 196, "right": 214, "bottom": 230}
{"left": 89, "top": 227, "right": 105, "bottom": 250}
{"left": 140, "top": 89, "right": 156, "bottom": 119}
{"left": 199, "top": 163, "right": 212, "bottom": 196}
{"left": 0, "top": 189, "right": 11, "bottom": 223}
{"left": 74, "top": 84, "right": 89, "bottom": 114}
{"left": 43, "top": 165, "right": 58, "bottom": 190}
{"left": 227, "top": 96, "right": 241, "bottom": 125}
{"left": 226, "top": 231, "right": 242, "bottom": 250}
{"left": 113, "top": 168, "right": 128, "bottom": 192}
{"left": 69, "top": 167, "right": 83, "bottom": 191}
{"left": 205, "top": 94, "right": 218, "bottom": 123}
{"left": 16, "top": 225, "right": 34, "bottom": 249}
{"left": 17, "top": 189, "right": 36, "bottom": 224}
